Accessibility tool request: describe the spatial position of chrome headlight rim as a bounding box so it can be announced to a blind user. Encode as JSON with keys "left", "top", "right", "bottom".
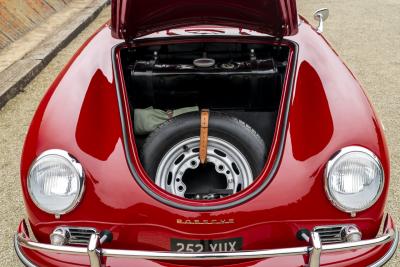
{"left": 27, "top": 149, "right": 85, "bottom": 215}
{"left": 324, "top": 146, "right": 384, "bottom": 213}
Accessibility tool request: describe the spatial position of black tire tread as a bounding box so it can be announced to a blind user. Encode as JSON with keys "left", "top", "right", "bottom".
{"left": 141, "top": 111, "right": 266, "bottom": 180}
{"left": 142, "top": 112, "right": 265, "bottom": 155}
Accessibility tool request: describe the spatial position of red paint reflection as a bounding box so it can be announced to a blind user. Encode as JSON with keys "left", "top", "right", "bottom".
{"left": 76, "top": 70, "right": 119, "bottom": 160}
{"left": 290, "top": 62, "right": 334, "bottom": 161}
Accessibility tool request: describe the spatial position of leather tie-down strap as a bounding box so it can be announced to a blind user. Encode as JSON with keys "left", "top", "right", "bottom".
{"left": 199, "top": 109, "right": 210, "bottom": 164}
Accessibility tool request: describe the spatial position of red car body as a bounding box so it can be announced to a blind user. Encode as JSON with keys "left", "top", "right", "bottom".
{"left": 15, "top": 0, "right": 398, "bottom": 266}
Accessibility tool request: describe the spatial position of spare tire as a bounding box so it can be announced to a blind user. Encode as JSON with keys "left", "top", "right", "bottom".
{"left": 141, "top": 112, "right": 266, "bottom": 200}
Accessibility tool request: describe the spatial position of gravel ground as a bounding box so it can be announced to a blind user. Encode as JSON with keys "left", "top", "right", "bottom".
{"left": 0, "top": 1, "right": 398, "bottom": 266}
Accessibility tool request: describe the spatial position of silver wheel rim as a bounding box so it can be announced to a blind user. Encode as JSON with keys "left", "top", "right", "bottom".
{"left": 155, "top": 136, "right": 253, "bottom": 198}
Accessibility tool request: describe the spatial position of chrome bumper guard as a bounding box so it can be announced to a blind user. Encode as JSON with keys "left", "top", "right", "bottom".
{"left": 15, "top": 227, "right": 398, "bottom": 267}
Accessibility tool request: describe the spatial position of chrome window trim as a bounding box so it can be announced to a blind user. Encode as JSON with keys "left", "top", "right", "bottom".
{"left": 324, "top": 146, "right": 385, "bottom": 213}
{"left": 27, "top": 149, "right": 85, "bottom": 216}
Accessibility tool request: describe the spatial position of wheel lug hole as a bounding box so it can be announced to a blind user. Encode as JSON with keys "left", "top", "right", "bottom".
{"left": 191, "top": 160, "right": 197, "bottom": 166}
{"left": 178, "top": 186, "right": 184, "bottom": 191}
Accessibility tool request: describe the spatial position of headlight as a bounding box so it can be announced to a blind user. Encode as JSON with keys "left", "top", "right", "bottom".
{"left": 325, "top": 146, "right": 384, "bottom": 213}
{"left": 28, "top": 150, "right": 84, "bottom": 215}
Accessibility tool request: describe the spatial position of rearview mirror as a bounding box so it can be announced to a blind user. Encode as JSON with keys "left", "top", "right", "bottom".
{"left": 313, "top": 8, "right": 329, "bottom": 33}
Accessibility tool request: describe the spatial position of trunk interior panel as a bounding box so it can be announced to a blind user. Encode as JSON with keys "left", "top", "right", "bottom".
{"left": 119, "top": 41, "right": 290, "bottom": 200}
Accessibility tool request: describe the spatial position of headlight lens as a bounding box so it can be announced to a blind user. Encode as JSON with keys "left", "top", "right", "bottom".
{"left": 28, "top": 150, "right": 84, "bottom": 215}
{"left": 325, "top": 147, "right": 384, "bottom": 213}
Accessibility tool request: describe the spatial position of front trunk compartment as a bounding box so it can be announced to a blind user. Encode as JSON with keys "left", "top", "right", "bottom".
{"left": 119, "top": 40, "right": 291, "bottom": 201}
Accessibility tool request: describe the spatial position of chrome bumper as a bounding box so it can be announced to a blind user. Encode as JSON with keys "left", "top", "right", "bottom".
{"left": 15, "top": 222, "right": 398, "bottom": 267}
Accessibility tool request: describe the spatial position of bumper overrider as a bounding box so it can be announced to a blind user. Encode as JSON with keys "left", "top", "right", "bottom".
{"left": 15, "top": 215, "right": 398, "bottom": 267}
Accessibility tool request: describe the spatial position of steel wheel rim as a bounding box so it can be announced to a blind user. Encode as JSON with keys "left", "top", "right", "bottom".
{"left": 155, "top": 136, "right": 253, "bottom": 198}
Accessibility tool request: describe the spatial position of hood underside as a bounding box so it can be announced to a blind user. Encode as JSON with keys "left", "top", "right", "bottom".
{"left": 111, "top": 0, "right": 298, "bottom": 40}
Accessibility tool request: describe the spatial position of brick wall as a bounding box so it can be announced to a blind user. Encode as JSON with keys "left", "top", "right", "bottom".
{"left": 0, "top": 0, "right": 73, "bottom": 49}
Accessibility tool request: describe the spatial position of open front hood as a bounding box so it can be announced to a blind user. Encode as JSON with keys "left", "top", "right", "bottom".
{"left": 111, "top": 0, "right": 298, "bottom": 40}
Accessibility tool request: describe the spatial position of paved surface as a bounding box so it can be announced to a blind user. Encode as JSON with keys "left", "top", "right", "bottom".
{"left": 0, "top": 1, "right": 398, "bottom": 266}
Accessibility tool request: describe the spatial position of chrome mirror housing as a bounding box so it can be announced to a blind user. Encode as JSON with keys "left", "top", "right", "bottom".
{"left": 313, "top": 8, "right": 329, "bottom": 33}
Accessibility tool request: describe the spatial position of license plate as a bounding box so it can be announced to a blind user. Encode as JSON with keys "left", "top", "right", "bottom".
{"left": 171, "top": 237, "right": 242, "bottom": 252}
